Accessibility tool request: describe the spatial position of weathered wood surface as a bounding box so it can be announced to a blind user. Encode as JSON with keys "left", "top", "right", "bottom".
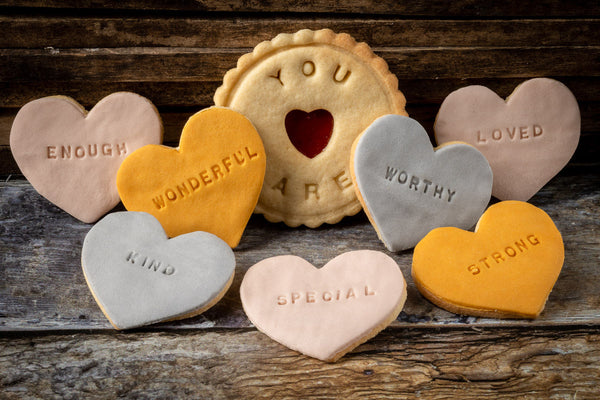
{"left": 3, "top": 17, "right": 600, "bottom": 48}
{"left": 2, "top": 327, "right": 600, "bottom": 399}
{"left": 1, "top": 2, "right": 599, "bottom": 398}
{"left": 1, "top": 12, "right": 598, "bottom": 174}
{"left": 2, "top": 78, "right": 600, "bottom": 109}
{"left": 3, "top": 47, "right": 598, "bottom": 82}
{"left": 0, "top": 14, "right": 598, "bottom": 174}
{"left": 1, "top": 0, "right": 599, "bottom": 17}
{"left": 1, "top": 171, "right": 598, "bottom": 331}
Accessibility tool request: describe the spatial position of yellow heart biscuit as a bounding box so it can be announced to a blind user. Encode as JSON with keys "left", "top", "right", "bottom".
{"left": 412, "top": 201, "right": 564, "bottom": 319}
{"left": 116, "top": 107, "right": 266, "bottom": 247}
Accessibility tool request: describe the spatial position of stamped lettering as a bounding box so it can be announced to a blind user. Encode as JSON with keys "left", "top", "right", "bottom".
{"left": 151, "top": 146, "right": 260, "bottom": 210}
{"left": 126, "top": 250, "right": 175, "bottom": 275}
{"left": 467, "top": 234, "right": 541, "bottom": 275}
{"left": 384, "top": 166, "right": 457, "bottom": 203}
{"left": 269, "top": 69, "right": 284, "bottom": 86}
{"left": 47, "top": 143, "right": 127, "bottom": 159}
{"left": 275, "top": 60, "right": 352, "bottom": 84}
{"left": 272, "top": 169, "right": 353, "bottom": 199}
{"left": 476, "top": 125, "right": 544, "bottom": 144}
{"left": 277, "top": 285, "right": 376, "bottom": 305}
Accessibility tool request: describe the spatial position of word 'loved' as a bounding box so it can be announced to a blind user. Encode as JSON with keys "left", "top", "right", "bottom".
{"left": 126, "top": 251, "right": 175, "bottom": 276}
{"left": 467, "top": 234, "right": 541, "bottom": 275}
{"left": 47, "top": 143, "right": 127, "bottom": 159}
{"left": 152, "top": 146, "right": 259, "bottom": 210}
{"left": 477, "top": 125, "right": 543, "bottom": 143}
{"left": 384, "top": 167, "right": 456, "bottom": 203}
{"left": 277, "top": 285, "right": 376, "bottom": 305}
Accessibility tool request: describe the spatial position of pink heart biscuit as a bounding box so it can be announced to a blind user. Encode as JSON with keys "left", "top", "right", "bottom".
{"left": 10, "top": 93, "right": 162, "bottom": 222}
{"left": 240, "top": 250, "right": 407, "bottom": 362}
{"left": 434, "top": 78, "right": 580, "bottom": 201}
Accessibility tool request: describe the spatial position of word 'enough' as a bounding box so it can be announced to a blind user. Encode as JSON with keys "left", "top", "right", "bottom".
{"left": 47, "top": 143, "right": 127, "bottom": 159}
{"left": 152, "top": 146, "right": 260, "bottom": 210}
{"left": 384, "top": 167, "right": 456, "bottom": 202}
{"left": 467, "top": 234, "right": 541, "bottom": 275}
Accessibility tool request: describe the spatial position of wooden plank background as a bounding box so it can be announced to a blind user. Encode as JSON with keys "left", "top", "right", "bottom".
{"left": 1, "top": 1, "right": 599, "bottom": 398}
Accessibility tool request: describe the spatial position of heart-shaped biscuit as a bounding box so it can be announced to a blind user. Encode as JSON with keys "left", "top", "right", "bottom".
{"left": 240, "top": 250, "right": 407, "bottom": 362}
{"left": 412, "top": 201, "right": 564, "bottom": 319}
{"left": 116, "top": 107, "right": 266, "bottom": 247}
{"left": 82, "top": 211, "right": 235, "bottom": 330}
{"left": 435, "top": 78, "right": 580, "bottom": 201}
{"left": 351, "top": 115, "right": 493, "bottom": 252}
{"left": 10, "top": 93, "right": 163, "bottom": 223}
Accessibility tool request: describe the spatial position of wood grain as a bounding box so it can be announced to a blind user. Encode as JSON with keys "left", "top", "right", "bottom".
{"left": 2, "top": 47, "right": 598, "bottom": 83}
{"left": 2, "top": 17, "right": 599, "bottom": 48}
{"left": 1, "top": 0, "right": 599, "bottom": 17}
{"left": 2, "top": 77, "right": 600, "bottom": 108}
{"left": 1, "top": 172, "right": 598, "bottom": 331}
{"left": 0, "top": 3, "right": 598, "bottom": 397}
{"left": 1, "top": 327, "right": 599, "bottom": 399}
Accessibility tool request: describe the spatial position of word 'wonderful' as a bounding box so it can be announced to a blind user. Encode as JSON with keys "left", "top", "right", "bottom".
{"left": 152, "top": 146, "right": 260, "bottom": 210}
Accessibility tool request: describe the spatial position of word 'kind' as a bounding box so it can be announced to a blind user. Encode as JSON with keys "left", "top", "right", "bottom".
{"left": 47, "top": 143, "right": 127, "bottom": 159}
{"left": 152, "top": 146, "right": 259, "bottom": 210}
{"left": 467, "top": 234, "right": 541, "bottom": 275}
{"left": 277, "top": 285, "right": 376, "bottom": 305}
{"left": 126, "top": 251, "right": 175, "bottom": 276}
{"left": 384, "top": 167, "right": 457, "bottom": 202}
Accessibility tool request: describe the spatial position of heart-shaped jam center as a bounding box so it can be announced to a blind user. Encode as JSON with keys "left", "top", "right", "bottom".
{"left": 285, "top": 109, "right": 333, "bottom": 159}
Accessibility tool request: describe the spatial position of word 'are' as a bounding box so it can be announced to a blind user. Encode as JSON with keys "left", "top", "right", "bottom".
{"left": 271, "top": 169, "right": 353, "bottom": 201}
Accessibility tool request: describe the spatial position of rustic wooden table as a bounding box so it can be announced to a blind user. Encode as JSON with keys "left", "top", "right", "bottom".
{"left": 1, "top": 2, "right": 599, "bottom": 398}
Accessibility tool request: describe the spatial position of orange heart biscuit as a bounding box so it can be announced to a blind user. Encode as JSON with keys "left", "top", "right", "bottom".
{"left": 116, "top": 107, "right": 266, "bottom": 247}
{"left": 412, "top": 201, "right": 563, "bottom": 319}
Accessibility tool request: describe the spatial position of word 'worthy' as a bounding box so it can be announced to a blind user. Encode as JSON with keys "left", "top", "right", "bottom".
{"left": 384, "top": 167, "right": 457, "bottom": 203}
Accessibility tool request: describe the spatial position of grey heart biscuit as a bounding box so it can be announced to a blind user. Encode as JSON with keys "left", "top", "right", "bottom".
{"left": 351, "top": 115, "right": 493, "bottom": 252}
{"left": 82, "top": 211, "right": 235, "bottom": 329}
